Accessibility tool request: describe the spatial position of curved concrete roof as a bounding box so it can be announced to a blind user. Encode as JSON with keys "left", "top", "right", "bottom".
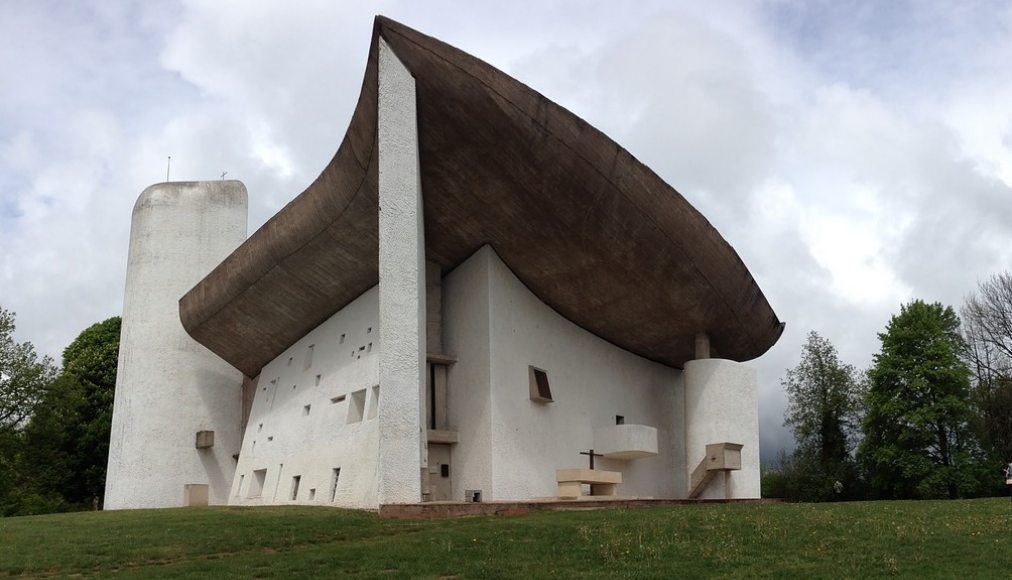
{"left": 180, "top": 16, "right": 784, "bottom": 377}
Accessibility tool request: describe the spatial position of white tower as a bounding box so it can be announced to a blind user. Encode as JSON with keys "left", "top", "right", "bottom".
{"left": 105, "top": 181, "right": 247, "bottom": 509}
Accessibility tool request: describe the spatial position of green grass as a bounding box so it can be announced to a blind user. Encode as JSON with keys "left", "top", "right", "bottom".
{"left": 2, "top": 498, "right": 1011, "bottom": 578}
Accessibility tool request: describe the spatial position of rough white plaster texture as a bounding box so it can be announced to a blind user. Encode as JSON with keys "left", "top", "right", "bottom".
{"left": 377, "top": 38, "right": 425, "bottom": 504}
{"left": 684, "top": 359, "right": 761, "bottom": 499}
{"left": 229, "top": 287, "right": 381, "bottom": 509}
{"left": 105, "top": 181, "right": 247, "bottom": 510}
{"left": 443, "top": 246, "right": 686, "bottom": 501}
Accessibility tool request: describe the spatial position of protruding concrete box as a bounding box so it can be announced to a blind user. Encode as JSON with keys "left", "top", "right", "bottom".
{"left": 593, "top": 424, "right": 659, "bottom": 460}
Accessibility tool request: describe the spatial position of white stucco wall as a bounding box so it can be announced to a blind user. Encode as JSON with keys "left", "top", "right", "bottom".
{"left": 442, "top": 248, "right": 495, "bottom": 500}
{"left": 230, "top": 287, "right": 381, "bottom": 509}
{"left": 441, "top": 246, "right": 686, "bottom": 501}
{"left": 376, "top": 37, "right": 426, "bottom": 505}
{"left": 105, "top": 181, "right": 247, "bottom": 509}
{"left": 684, "top": 358, "right": 761, "bottom": 499}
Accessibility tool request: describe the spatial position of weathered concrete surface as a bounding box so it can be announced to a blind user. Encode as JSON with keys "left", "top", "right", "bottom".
{"left": 106, "top": 181, "right": 247, "bottom": 510}
{"left": 179, "top": 16, "right": 783, "bottom": 378}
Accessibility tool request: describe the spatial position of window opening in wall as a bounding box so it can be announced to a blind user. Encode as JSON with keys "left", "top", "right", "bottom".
{"left": 340, "top": 333, "right": 346, "bottom": 344}
{"left": 290, "top": 475, "right": 301, "bottom": 501}
{"left": 292, "top": 384, "right": 297, "bottom": 390}
{"left": 287, "top": 357, "right": 293, "bottom": 366}
{"left": 367, "top": 385, "right": 380, "bottom": 420}
{"left": 237, "top": 474, "right": 245, "bottom": 496}
{"left": 315, "top": 374, "right": 322, "bottom": 386}
{"left": 330, "top": 468, "right": 341, "bottom": 502}
{"left": 348, "top": 389, "right": 366, "bottom": 423}
{"left": 367, "top": 342, "right": 373, "bottom": 352}
{"left": 249, "top": 469, "right": 266, "bottom": 498}
{"left": 428, "top": 364, "right": 437, "bottom": 430}
{"left": 616, "top": 415, "right": 625, "bottom": 425}
{"left": 441, "top": 464, "right": 450, "bottom": 478}
{"left": 309, "top": 488, "right": 316, "bottom": 501}
{"left": 330, "top": 394, "right": 346, "bottom": 404}
{"left": 350, "top": 350, "right": 355, "bottom": 358}
{"left": 528, "top": 366, "right": 553, "bottom": 403}
{"left": 272, "top": 463, "right": 284, "bottom": 501}
{"left": 304, "top": 344, "right": 315, "bottom": 370}
{"left": 367, "top": 326, "right": 372, "bottom": 334}
{"left": 267, "top": 436, "right": 274, "bottom": 442}
{"left": 258, "top": 423, "right": 263, "bottom": 433}
{"left": 303, "top": 404, "right": 312, "bottom": 416}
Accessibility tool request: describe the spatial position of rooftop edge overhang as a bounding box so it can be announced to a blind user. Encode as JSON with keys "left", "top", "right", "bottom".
{"left": 179, "top": 16, "right": 784, "bottom": 378}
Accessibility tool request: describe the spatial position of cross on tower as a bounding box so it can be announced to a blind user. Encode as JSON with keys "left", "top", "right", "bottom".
{"left": 579, "top": 449, "right": 603, "bottom": 470}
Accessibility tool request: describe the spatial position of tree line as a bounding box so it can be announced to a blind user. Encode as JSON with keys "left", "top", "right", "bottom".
{"left": 765, "top": 273, "right": 1012, "bottom": 501}
{"left": 0, "top": 307, "right": 120, "bottom": 516}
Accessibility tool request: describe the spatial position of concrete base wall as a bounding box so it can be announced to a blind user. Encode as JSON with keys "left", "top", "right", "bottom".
{"left": 229, "top": 287, "right": 381, "bottom": 509}
{"left": 684, "top": 359, "right": 761, "bottom": 499}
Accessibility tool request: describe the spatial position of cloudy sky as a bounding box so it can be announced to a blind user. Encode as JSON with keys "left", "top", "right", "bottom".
{"left": 3, "top": 0, "right": 1011, "bottom": 460}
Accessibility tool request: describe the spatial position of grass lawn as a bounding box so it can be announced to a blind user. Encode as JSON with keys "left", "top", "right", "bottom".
{"left": 2, "top": 498, "right": 1011, "bottom": 578}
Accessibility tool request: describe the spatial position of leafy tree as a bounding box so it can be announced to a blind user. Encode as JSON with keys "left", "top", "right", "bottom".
{"left": 961, "top": 273, "right": 1012, "bottom": 470}
{"left": 0, "top": 307, "right": 57, "bottom": 432}
{"left": 779, "top": 331, "right": 863, "bottom": 501}
{"left": 858, "top": 300, "right": 982, "bottom": 499}
{"left": 19, "top": 317, "right": 121, "bottom": 510}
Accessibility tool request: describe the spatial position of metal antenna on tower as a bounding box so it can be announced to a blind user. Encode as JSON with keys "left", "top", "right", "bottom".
{"left": 166, "top": 156, "right": 172, "bottom": 182}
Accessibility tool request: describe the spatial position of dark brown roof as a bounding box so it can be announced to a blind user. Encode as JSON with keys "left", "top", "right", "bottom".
{"left": 179, "top": 16, "right": 784, "bottom": 377}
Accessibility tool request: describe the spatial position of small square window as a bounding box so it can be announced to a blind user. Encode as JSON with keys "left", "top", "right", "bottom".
{"left": 528, "top": 366, "right": 553, "bottom": 403}
{"left": 616, "top": 415, "right": 625, "bottom": 425}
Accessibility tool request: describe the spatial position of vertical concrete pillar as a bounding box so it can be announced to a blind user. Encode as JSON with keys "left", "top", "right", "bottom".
{"left": 377, "top": 38, "right": 426, "bottom": 505}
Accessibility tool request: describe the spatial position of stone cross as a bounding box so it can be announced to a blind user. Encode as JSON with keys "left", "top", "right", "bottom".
{"left": 579, "top": 449, "right": 603, "bottom": 470}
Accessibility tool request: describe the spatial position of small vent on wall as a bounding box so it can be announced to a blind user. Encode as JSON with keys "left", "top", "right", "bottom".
{"left": 528, "top": 366, "right": 553, "bottom": 403}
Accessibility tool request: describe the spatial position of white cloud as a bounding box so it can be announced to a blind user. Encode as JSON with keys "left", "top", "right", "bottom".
{"left": 4, "top": 0, "right": 1012, "bottom": 460}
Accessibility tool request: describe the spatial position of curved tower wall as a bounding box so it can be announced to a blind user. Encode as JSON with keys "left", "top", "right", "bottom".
{"left": 105, "top": 181, "right": 247, "bottom": 510}
{"left": 683, "top": 359, "right": 761, "bottom": 499}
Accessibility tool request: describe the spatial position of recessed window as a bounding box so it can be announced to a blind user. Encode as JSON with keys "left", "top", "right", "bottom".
{"left": 309, "top": 488, "right": 316, "bottom": 501}
{"left": 367, "top": 342, "right": 373, "bottom": 352}
{"left": 528, "top": 366, "right": 553, "bottom": 403}
{"left": 367, "top": 327, "right": 372, "bottom": 334}
{"left": 315, "top": 374, "right": 322, "bottom": 386}
{"left": 267, "top": 436, "right": 274, "bottom": 442}
{"left": 348, "top": 389, "right": 366, "bottom": 423}
{"left": 616, "top": 415, "right": 625, "bottom": 425}
{"left": 257, "top": 423, "right": 263, "bottom": 433}
{"left": 303, "top": 404, "right": 312, "bottom": 416}
{"left": 367, "top": 385, "right": 380, "bottom": 420}
{"left": 340, "top": 334, "right": 346, "bottom": 344}
{"left": 290, "top": 475, "right": 301, "bottom": 501}
{"left": 237, "top": 474, "right": 245, "bottom": 496}
{"left": 330, "top": 394, "right": 346, "bottom": 404}
{"left": 304, "top": 344, "right": 315, "bottom": 370}
{"left": 287, "top": 357, "right": 293, "bottom": 366}
{"left": 248, "top": 469, "right": 267, "bottom": 498}
{"left": 330, "top": 468, "right": 341, "bottom": 502}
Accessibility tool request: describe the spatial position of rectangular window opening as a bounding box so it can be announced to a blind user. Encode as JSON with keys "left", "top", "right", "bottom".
{"left": 248, "top": 469, "right": 267, "bottom": 498}
{"left": 367, "top": 385, "right": 380, "bottom": 420}
{"left": 237, "top": 474, "right": 245, "bottom": 496}
{"left": 315, "top": 374, "right": 322, "bottom": 386}
{"left": 330, "top": 468, "right": 341, "bottom": 502}
{"left": 339, "top": 333, "right": 346, "bottom": 344}
{"left": 304, "top": 344, "right": 315, "bottom": 370}
{"left": 616, "top": 415, "right": 625, "bottom": 425}
{"left": 528, "top": 366, "right": 553, "bottom": 403}
{"left": 309, "top": 488, "right": 316, "bottom": 501}
{"left": 290, "top": 475, "right": 301, "bottom": 501}
{"left": 348, "top": 389, "right": 366, "bottom": 423}
{"left": 330, "top": 394, "right": 346, "bottom": 404}
{"left": 303, "top": 404, "right": 312, "bottom": 416}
